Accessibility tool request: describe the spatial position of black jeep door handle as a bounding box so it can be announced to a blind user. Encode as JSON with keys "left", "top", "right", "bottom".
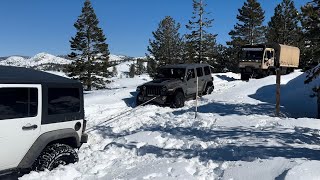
{"left": 22, "top": 124, "right": 38, "bottom": 130}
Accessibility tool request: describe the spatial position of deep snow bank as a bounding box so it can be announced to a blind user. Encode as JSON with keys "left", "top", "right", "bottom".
{"left": 19, "top": 69, "right": 320, "bottom": 180}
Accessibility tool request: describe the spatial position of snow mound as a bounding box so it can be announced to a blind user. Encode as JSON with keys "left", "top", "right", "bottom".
{"left": 249, "top": 70, "right": 318, "bottom": 118}
{"left": 285, "top": 161, "right": 320, "bottom": 180}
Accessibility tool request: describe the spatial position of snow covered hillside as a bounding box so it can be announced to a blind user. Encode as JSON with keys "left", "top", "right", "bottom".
{"left": 0, "top": 53, "right": 71, "bottom": 69}
{"left": 20, "top": 67, "right": 320, "bottom": 180}
{"left": 0, "top": 53, "right": 130, "bottom": 71}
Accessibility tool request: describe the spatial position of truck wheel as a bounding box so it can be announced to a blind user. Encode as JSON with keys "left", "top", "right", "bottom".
{"left": 32, "top": 143, "right": 78, "bottom": 171}
{"left": 171, "top": 91, "right": 185, "bottom": 108}
{"left": 204, "top": 85, "right": 214, "bottom": 95}
{"left": 240, "top": 73, "right": 249, "bottom": 81}
{"left": 268, "top": 69, "right": 274, "bottom": 75}
{"left": 261, "top": 71, "right": 268, "bottom": 78}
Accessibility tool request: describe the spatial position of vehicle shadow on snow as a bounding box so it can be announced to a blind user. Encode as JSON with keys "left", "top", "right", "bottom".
{"left": 215, "top": 75, "right": 238, "bottom": 82}
{"left": 249, "top": 72, "right": 317, "bottom": 118}
{"left": 99, "top": 125, "right": 320, "bottom": 162}
{"left": 105, "top": 142, "right": 320, "bottom": 162}
{"left": 173, "top": 101, "right": 285, "bottom": 117}
{"left": 122, "top": 91, "right": 138, "bottom": 107}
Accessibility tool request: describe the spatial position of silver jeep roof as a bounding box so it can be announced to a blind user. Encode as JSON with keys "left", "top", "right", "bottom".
{"left": 160, "top": 63, "right": 210, "bottom": 69}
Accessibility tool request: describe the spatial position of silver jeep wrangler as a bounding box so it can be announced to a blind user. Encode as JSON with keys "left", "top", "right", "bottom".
{"left": 136, "top": 63, "right": 214, "bottom": 108}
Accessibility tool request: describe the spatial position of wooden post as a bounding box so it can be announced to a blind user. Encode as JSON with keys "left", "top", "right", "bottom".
{"left": 195, "top": 77, "right": 199, "bottom": 119}
{"left": 275, "top": 68, "right": 281, "bottom": 117}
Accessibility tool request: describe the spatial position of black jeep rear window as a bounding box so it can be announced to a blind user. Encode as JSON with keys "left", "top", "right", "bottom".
{"left": 0, "top": 88, "right": 38, "bottom": 120}
{"left": 48, "top": 88, "right": 80, "bottom": 115}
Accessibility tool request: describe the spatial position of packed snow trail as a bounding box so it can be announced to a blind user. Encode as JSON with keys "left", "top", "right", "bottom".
{"left": 21, "top": 71, "right": 320, "bottom": 180}
{"left": 86, "top": 95, "right": 159, "bottom": 133}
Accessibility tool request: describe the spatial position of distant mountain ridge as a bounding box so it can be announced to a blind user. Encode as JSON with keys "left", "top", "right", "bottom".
{"left": 0, "top": 53, "right": 136, "bottom": 71}
{"left": 0, "top": 55, "right": 30, "bottom": 62}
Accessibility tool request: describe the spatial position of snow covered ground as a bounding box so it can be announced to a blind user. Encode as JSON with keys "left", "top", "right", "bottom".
{"left": 20, "top": 66, "right": 320, "bottom": 180}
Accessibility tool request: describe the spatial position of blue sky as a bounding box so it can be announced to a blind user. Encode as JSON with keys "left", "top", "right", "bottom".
{"left": 0, "top": 0, "right": 309, "bottom": 57}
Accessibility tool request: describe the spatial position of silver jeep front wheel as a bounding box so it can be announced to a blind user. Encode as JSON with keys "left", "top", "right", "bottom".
{"left": 171, "top": 91, "right": 185, "bottom": 108}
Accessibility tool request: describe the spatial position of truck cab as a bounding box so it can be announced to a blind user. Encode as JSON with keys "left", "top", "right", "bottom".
{"left": 239, "top": 44, "right": 299, "bottom": 81}
{"left": 239, "top": 45, "right": 275, "bottom": 80}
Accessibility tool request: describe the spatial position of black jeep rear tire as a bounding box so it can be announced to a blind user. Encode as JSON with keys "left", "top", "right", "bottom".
{"left": 32, "top": 143, "right": 78, "bottom": 171}
{"left": 171, "top": 91, "right": 185, "bottom": 108}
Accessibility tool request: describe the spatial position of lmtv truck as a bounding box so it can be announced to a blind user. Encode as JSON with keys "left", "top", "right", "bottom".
{"left": 239, "top": 44, "right": 300, "bottom": 80}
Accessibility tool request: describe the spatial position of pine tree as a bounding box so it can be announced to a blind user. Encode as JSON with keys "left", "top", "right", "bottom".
{"left": 146, "top": 55, "right": 158, "bottom": 77}
{"left": 129, "top": 64, "right": 135, "bottom": 78}
{"left": 112, "top": 66, "right": 118, "bottom": 77}
{"left": 65, "top": 0, "right": 110, "bottom": 91}
{"left": 135, "top": 58, "right": 146, "bottom": 75}
{"left": 186, "top": 0, "right": 217, "bottom": 63}
{"left": 147, "top": 16, "right": 183, "bottom": 66}
{"left": 228, "top": 0, "right": 266, "bottom": 48}
{"left": 203, "top": 33, "right": 218, "bottom": 66}
{"left": 301, "top": 0, "right": 320, "bottom": 69}
{"left": 226, "top": 0, "right": 265, "bottom": 73}
{"left": 266, "top": 0, "right": 302, "bottom": 47}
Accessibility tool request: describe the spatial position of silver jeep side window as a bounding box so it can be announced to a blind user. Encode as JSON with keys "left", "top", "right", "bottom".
{"left": 204, "top": 66, "right": 211, "bottom": 75}
{"left": 196, "top": 67, "right": 204, "bottom": 77}
{"left": 0, "top": 88, "right": 38, "bottom": 120}
{"left": 187, "top": 69, "right": 195, "bottom": 80}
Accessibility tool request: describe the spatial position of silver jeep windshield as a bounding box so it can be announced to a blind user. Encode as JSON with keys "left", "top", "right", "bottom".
{"left": 157, "top": 68, "right": 186, "bottom": 79}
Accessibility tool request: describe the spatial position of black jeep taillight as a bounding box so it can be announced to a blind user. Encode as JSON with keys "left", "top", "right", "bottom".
{"left": 82, "top": 119, "right": 87, "bottom": 133}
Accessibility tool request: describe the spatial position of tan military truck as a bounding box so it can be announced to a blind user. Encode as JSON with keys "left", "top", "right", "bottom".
{"left": 239, "top": 44, "right": 300, "bottom": 80}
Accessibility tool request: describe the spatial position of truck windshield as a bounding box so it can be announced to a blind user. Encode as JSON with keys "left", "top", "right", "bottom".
{"left": 241, "top": 50, "right": 264, "bottom": 61}
{"left": 156, "top": 68, "right": 186, "bottom": 79}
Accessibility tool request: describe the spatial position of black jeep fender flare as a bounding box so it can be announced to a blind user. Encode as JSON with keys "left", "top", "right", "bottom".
{"left": 18, "top": 128, "right": 80, "bottom": 169}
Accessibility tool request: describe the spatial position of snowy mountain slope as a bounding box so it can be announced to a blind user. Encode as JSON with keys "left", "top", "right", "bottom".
{"left": 20, "top": 70, "right": 320, "bottom": 180}
{"left": 0, "top": 53, "right": 129, "bottom": 70}
{"left": 108, "top": 58, "right": 147, "bottom": 78}
{"left": 0, "top": 53, "right": 71, "bottom": 68}
{"left": 109, "top": 54, "right": 127, "bottom": 61}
